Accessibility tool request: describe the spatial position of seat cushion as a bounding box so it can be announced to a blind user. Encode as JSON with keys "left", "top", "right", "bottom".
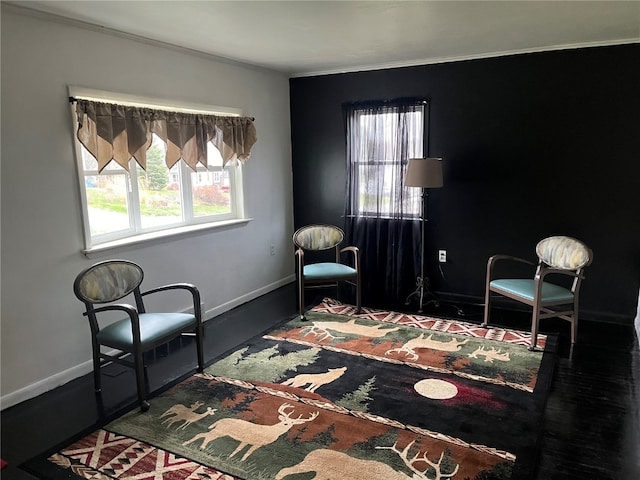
{"left": 490, "top": 279, "right": 574, "bottom": 303}
{"left": 303, "top": 262, "right": 356, "bottom": 280}
{"left": 96, "top": 312, "right": 197, "bottom": 351}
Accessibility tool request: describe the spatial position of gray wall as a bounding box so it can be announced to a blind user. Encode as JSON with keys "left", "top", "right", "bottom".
{"left": 1, "top": 6, "right": 294, "bottom": 408}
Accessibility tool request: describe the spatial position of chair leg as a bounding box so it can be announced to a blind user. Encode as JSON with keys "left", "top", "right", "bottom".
{"left": 195, "top": 323, "right": 204, "bottom": 372}
{"left": 570, "top": 296, "right": 580, "bottom": 344}
{"left": 298, "top": 278, "right": 306, "bottom": 321}
{"left": 134, "top": 349, "right": 150, "bottom": 412}
{"left": 481, "top": 288, "right": 491, "bottom": 328}
{"left": 355, "top": 278, "right": 361, "bottom": 314}
{"left": 571, "top": 318, "right": 578, "bottom": 345}
{"left": 92, "top": 341, "right": 102, "bottom": 393}
{"left": 529, "top": 309, "right": 540, "bottom": 351}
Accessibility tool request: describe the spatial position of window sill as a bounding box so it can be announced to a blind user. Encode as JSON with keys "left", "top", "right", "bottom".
{"left": 82, "top": 218, "right": 253, "bottom": 258}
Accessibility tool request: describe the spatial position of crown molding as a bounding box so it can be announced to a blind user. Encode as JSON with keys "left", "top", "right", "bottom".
{"left": 289, "top": 39, "right": 640, "bottom": 78}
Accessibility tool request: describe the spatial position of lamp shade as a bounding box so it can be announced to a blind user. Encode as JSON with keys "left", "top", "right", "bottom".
{"left": 404, "top": 157, "right": 443, "bottom": 188}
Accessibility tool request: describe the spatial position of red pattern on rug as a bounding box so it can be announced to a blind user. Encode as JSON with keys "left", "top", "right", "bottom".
{"left": 49, "top": 429, "right": 236, "bottom": 480}
{"left": 311, "top": 297, "right": 548, "bottom": 349}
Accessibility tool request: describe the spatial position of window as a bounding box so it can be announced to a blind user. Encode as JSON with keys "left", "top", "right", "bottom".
{"left": 71, "top": 91, "right": 248, "bottom": 250}
{"left": 346, "top": 102, "right": 425, "bottom": 219}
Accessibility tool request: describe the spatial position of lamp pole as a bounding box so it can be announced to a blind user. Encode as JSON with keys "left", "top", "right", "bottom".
{"left": 404, "top": 157, "right": 443, "bottom": 313}
{"left": 406, "top": 188, "right": 437, "bottom": 313}
{"left": 418, "top": 188, "right": 427, "bottom": 311}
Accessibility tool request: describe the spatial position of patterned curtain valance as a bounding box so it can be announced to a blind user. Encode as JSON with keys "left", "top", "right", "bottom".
{"left": 74, "top": 99, "right": 257, "bottom": 172}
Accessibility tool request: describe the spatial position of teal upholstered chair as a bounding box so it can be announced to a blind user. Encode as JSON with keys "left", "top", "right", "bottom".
{"left": 73, "top": 260, "right": 204, "bottom": 411}
{"left": 293, "top": 225, "right": 361, "bottom": 320}
{"left": 482, "top": 236, "right": 592, "bottom": 350}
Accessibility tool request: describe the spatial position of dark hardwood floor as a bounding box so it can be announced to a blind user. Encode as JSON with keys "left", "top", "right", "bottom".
{"left": 1, "top": 283, "right": 638, "bottom": 479}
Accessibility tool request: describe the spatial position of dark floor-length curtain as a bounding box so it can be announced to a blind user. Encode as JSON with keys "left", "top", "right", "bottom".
{"left": 343, "top": 99, "right": 426, "bottom": 309}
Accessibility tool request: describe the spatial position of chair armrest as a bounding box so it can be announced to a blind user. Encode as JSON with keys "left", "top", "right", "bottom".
{"left": 87, "top": 303, "right": 139, "bottom": 317}
{"left": 488, "top": 254, "right": 535, "bottom": 266}
{"left": 140, "top": 283, "right": 202, "bottom": 321}
{"left": 86, "top": 303, "right": 142, "bottom": 340}
{"left": 142, "top": 282, "right": 199, "bottom": 297}
{"left": 340, "top": 246, "right": 360, "bottom": 270}
{"left": 486, "top": 254, "right": 535, "bottom": 283}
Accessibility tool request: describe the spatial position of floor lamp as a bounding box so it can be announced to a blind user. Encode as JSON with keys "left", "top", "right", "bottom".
{"left": 404, "top": 157, "right": 443, "bottom": 313}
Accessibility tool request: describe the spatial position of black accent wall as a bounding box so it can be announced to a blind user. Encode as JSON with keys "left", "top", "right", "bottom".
{"left": 290, "top": 45, "right": 640, "bottom": 323}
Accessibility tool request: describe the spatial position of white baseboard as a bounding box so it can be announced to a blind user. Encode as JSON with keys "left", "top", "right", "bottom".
{"left": 0, "top": 276, "right": 295, "bottom": 411}
{"left": 203, "top": 275, "right": 295, "bottom": 321}
{"left": 1, "top": 358, "right": 95, "bottom": 411}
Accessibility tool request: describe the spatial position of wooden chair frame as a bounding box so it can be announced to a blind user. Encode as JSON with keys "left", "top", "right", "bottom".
{"left": 482, "top": 237, "right": 592, "bottom": 350}
{"left": 293, "top": 225, "right": 361, "bottom": 320}
{"left": 73, "top": 260, "right": 204, "bottom": 411}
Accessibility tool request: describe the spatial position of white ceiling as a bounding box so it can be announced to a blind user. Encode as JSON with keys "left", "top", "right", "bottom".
{"left": 8, "top": 1, "right": 640, "bottom": 77}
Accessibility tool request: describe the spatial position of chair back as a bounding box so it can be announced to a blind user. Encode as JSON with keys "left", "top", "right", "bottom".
{"left": 293, "top": 225, "right": 344, "bottom": 251}
{"left": 535, "top": 236, "right": 592, "bottom": 270}
{"left": 74, "top": 260, "right": 144, "bottom": 305}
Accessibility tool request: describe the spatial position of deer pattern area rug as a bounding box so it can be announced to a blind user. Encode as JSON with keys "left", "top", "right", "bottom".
{"left": 28, "top": 298, "right": 557, "bottom": 480}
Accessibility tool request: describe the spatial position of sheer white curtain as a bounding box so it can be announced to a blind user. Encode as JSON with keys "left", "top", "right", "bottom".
{"left": 344, "top": 99, "right": 427, "bottom": 307}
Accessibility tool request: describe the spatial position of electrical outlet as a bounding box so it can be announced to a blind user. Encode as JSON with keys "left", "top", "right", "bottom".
{"left": 438, "top": 250, "right": 447, "bottom": 263}
{"left": 270, "top": 244, "right": 276, "bottom": 256}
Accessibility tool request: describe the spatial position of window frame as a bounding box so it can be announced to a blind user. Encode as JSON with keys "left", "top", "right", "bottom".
{"left": 69, "top": 87, "right": 248, "bottom": 253}
{"left": 348, "top": 103, "right": 425, "bottom": 219}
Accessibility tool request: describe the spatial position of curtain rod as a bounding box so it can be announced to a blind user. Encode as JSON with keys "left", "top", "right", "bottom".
{"left": 342, "top": 97, "right": 429, "bottom": 108}
{"left": 68, "top": 97, "right": 255, "bottom": 121}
